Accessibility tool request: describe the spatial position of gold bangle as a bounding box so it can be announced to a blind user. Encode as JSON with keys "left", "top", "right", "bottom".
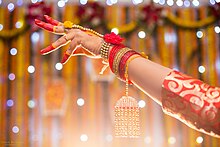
{"left": 113, "top": 47, "right": 131, "bottom": 76}
{"left": 100, "top": 41, "right": 110, "bottom": 60}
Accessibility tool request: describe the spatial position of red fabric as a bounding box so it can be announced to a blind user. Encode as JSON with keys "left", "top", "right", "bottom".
{"left": 161, "top": 70, "right": 220, "bottom": 137}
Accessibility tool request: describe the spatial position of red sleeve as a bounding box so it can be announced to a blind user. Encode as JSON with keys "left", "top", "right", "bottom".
{"left": 161, "top": 70, "right": 220, "bottom": 138}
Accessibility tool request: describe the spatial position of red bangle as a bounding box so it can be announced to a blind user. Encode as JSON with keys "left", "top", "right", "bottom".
{"left": 118, "top": 51, "right": 140, "bottom": 82}
{"left": 108, "top": 44, "right": 125, "bottom": 72}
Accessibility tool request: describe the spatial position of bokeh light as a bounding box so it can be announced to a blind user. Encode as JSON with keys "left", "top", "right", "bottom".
{"left": 105, "top": 134, "right": 113, "bottom": 142}
{"left": 8, "top": 3, "right": 15, "bottom": 12}
{"left": 31, "top": 32, "right": 40, "bottom": 43}
{"left": 176, "top": 0, "right": 184, "bottom": 6}
{"left": 79, "top": 0, "right": 88, "bottom": 5}
{"left": 214, "top": 26, "right": 220, "bottom": 33}
{"left": 192, "top": 0, "right": 199, "bottom": 6}
{"left": 167, "top": 0, "right": 174, "bottom": 6}
{"left": 55, "top": 63, "right": 63, "bottom": 70}
{"left": 77, "top": 98, "right": 85, "bottom": 106}
{"left": 28, "top": 65, "right": 35, "bottom": 74}
{"left": 138, "top": 100, "right": 146, "bottom": 108}
{"left": 80, "top": 134, "right": 88, "bottom": 142}
{"left": 132, "top": 0, "right": 143, "bottom": 5}
{"left": 196, "top": 136, "right": 203, "bottom": 144}
{"left": 144, "top": 136, "right": 151, "bottom": 144}
{"left": 12, "top": 126, "right": 19, "bottom": 133}
{"left": 196, "top": 31, "right": 203, "bottom": 38}
{"left": 184, "top": 0, "right": 190, "bottom": 7}
{"left": 10, "top": 48, "right": 17, "bottom": 55}
{"left": 159, "top": 0, "right": 166, "bottom": 5}
{"left": 168, "top": 136, "right": 176, "bottom": 144}
{"left": 31, "top": 0, "right": 38, "bottom": 3}
{"left": 15, "top": 21, "right": 23, "bottom": 29}
{"left": 111, "top": 28, "right": 119, "bottom": 35}
{"left": 0, "top": 24, "right": 3, "bottom": 31}
{"left": 27, "top": 100, "right": 36, "bottom": 108}
{"left": 138, "top": 31, "right": 146, "bottom": 39}
{"left": 198, "top": 65, "right": 205, "bottom": 73}
{"left": 7, "top": 99, "right": 14, "bottom": 107}
{"left": 17, "top": 0, "right": 23, "bottom": 6}
{"left": 8, "top": 73, "right": 16, "bottom": 81}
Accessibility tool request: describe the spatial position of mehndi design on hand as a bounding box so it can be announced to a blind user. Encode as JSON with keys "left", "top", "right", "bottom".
{"left": 35, "top": 15, "right": 102, "bottom": 64}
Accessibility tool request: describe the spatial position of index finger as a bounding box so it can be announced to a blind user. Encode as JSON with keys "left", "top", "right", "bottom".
{"left": 35, "top": 19, "right": 66, "bottom": 35}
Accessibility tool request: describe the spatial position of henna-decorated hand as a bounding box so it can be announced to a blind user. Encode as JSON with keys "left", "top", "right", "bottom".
{"left": 35, "top": 15, "right": 104, "bottom": 64}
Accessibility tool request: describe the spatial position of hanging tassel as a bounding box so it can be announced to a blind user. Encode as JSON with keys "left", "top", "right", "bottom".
{"left": 115, "top": 96, "right": 140, "bottom": 137}
{"left": 114, "top": 55, "right": 140, "bottom": 138}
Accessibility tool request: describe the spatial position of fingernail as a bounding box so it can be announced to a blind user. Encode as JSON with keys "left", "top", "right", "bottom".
{"left": 44, "top": 15, "right": 49, "bottom": 19}
{"left": 40, "top": 49, "right": 46, "bottom": 54}
{"left": 35, "top": 19, "right": 40, "bottom": 23}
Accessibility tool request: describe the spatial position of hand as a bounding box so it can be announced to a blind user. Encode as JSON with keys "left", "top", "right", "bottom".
{"left": 35, "top": 15, "right": 103, "bottom": 64}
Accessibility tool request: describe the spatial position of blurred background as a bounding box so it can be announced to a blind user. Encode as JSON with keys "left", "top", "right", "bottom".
{"left": 0, "top": 0, "right": 220, "bottom": 146}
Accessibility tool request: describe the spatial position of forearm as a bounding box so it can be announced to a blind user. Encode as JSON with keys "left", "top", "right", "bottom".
{"left": 128, "top": 57, "right": 172, "bottom": 105}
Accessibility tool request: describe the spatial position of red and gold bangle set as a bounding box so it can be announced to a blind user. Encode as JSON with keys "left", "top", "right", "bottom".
{"left": 100, "top": 33, "right": 145, "bottom": 83}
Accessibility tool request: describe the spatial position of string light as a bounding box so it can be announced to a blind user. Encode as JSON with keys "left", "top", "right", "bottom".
{"left": 138, "top": 31, "right": 146, "bottom": 39}
{"left": 80, "top": 134, "right": 88, "bottom": 142}
{"left": 12, "top": 126, "right": 19, "bottom": 134}
{"left": 8, "top": 73, "right": 16, "bottom": 81}
{"left": 111, "top": 28, "right": 119, "bottom": 34}
{"left": 28, "top": 65, "right": 35, "bottom": 74}
{"left": 77, "top": 98, "right": 85, "bottom": 106}
{"left": 10, "top": 48, "right": 17, "bottom": 56}
{"left": 138, "top": 100, "right": 146, "bottom": 108}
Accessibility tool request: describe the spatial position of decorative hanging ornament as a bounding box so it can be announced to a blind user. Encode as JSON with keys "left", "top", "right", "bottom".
{"left": 115, "top": 96, "right": 140, "bottom": 137}
{"left": 114, "top": 57, "right": 140, "bottom": 137}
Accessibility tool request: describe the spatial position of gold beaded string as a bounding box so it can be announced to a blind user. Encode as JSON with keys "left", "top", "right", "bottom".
{"left": 63, "top": 21, "right": 104, "bottom": 37}
{"left": 124, "top": 55, "right": 141, "bottom": 96}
